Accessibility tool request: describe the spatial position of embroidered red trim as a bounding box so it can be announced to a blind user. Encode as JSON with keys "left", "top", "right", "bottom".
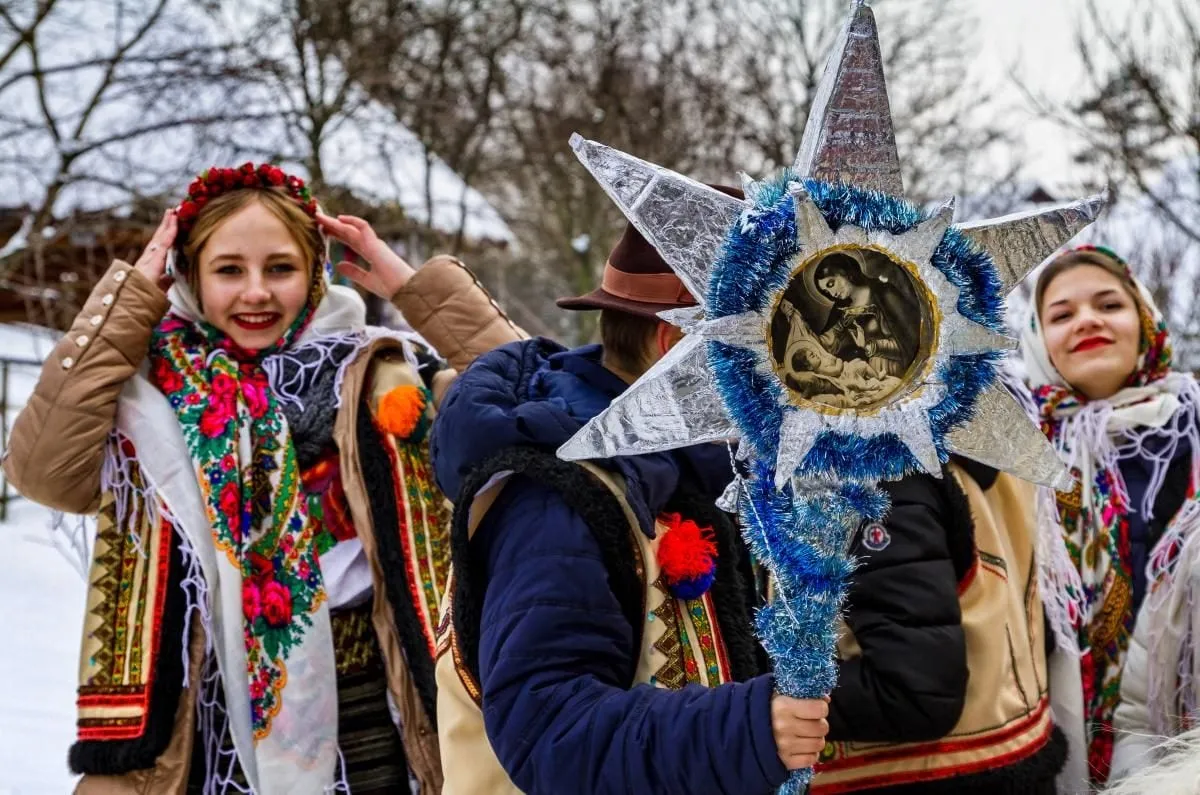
{"left": 702, "top": 592, "right": 732, "bottom": 682}
{"left": 379, "top": 427, "right": 436, "bottom": 658}
{"left": 811, "top": 720, "right": 1053, "bottom": 794}
{"left": 78, "top": 690, "right": 148, "bottom": 707}
{"left": 814, "top": 697, "right": 1051, "bottom": 777}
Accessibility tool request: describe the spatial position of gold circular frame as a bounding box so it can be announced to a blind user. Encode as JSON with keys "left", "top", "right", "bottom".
{"left": 766, "top": 243, "right": 941, "bottom": 416}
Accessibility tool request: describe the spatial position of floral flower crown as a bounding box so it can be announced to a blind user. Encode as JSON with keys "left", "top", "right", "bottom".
{"left": 175, "top": 162, "right": 318, "bottom": 239}
{"left": 1070, "top": 244, "right": 1130, "bottom": 275}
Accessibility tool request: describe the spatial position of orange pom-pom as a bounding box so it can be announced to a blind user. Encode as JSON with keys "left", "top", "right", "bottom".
{"left": 376, "top": 384, "right": 428, "bottom": 438}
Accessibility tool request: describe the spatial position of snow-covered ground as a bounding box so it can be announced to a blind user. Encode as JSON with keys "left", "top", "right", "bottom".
{"left": 0, "top": 501, "right": 87, "bottom": 795}
{"left": 0, "top": 323, "right": 86, "bottom": 793}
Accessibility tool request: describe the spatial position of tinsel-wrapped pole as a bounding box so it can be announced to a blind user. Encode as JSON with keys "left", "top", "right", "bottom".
{"left": 739, "top": 462, "right": 888, "bottom": 792}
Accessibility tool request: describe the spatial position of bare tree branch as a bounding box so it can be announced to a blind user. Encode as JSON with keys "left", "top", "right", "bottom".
{"left": 1029, "top": 0, "right": 1200, "bottom": 362}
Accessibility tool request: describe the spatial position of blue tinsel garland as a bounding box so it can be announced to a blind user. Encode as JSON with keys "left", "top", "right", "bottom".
{"left": 708, "top": 174, "right": 1006, "bottom": 794}
{"left": 709, "top": 172, "right": 1006, "bottom": 481}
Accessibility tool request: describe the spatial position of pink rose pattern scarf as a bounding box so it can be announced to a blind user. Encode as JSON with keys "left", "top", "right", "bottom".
{"left": 148, "top": 288, "right": 326, "bottom": 741}
{"left": 1028, "top": 246, "right": 1174, "bottom": 784}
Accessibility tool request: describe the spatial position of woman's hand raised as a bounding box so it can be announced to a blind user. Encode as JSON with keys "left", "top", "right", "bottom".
{"left": 133, "top": 210, "right": 177, "bottom": 291}
{"left": 316, "top": 212, "right": 416, "bottom": 299}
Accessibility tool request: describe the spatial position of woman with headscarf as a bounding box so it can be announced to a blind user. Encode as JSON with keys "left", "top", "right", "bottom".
{"left": 1022, "top": 245, "right": 1200, "bottom": 792}
{"left": 2, "top": 163, "right": 524, "bottom": 794}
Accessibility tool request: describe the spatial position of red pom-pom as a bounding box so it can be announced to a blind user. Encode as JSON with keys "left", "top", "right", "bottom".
{"left": 656, "top": 513, "right": 717, "bottom": 583}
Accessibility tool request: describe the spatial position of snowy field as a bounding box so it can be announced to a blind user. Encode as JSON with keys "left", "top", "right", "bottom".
{"left": 0, "top": 324, "right": 86, "bottom": 794}
{"left": 0, "top": 501, "right": 87, "bottom": 794}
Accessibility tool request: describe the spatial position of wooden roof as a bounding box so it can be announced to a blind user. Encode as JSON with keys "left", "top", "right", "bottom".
{"left": 0, "top": 209, "right": 154, "bottom": 330}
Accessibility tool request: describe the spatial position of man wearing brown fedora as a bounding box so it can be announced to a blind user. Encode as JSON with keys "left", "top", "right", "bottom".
{"left": 428, "top": 218, "right": 829, "bottom": 794}
{"left": 556, "top": 221, "right": 700, "bottom": 379}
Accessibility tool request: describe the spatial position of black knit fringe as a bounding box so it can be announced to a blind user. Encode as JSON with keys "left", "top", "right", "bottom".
{"left": 355, "top": 398, "right": 440, "bottom": 727}
{"left": 843, "top": 726, "right": 1067, "bottom": 795}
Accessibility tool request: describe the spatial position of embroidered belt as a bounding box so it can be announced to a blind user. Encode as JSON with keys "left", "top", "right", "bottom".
{"left": 331, "top": 602, "right": 383, "bottom": 677}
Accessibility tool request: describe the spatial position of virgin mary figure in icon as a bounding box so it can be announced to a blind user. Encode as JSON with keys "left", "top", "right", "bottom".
{"left": 774, "top": 249, "right": 921, "bottom": 408}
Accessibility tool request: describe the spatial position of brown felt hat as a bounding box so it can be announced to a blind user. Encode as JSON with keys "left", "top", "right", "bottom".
{"left": 557, "top": 184, "right": 744, "bottom": 321}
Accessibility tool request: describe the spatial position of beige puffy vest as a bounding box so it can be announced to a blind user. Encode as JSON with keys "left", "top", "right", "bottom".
{"left": 811, "top": 464, "right": 1054, "bottom": 793}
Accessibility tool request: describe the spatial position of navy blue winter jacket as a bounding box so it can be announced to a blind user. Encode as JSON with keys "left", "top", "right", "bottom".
{"left": 1118, "top": 433, "right": 1191, "bottom": 611}
{"left": 431, "top": 338, "right": 787, "bottom": 795}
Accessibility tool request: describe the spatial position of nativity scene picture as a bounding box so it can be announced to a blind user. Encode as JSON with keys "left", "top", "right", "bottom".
{"left": 769, "top": 248, "right": 931, "bottom": 409}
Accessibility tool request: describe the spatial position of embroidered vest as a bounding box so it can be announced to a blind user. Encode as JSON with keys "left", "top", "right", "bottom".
{"left": 73, "top": 473, "right": 188, "bottom": 772}
{"left": 811, "top": 464, "right": 1055, "bottom": 793}
{"left": 434, "top": 449, "right": 758, "bottom": 795}
{"left": 69, "top": 353, "right": 452, "bottom": 788}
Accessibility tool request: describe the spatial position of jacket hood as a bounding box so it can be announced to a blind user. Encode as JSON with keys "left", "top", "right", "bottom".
{"left": 430, "top": 338, "right": 732, "bottom": 535}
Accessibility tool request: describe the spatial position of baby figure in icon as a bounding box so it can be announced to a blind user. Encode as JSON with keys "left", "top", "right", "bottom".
{"left": 779, "top": 299, "right": 899, "bottom": 405}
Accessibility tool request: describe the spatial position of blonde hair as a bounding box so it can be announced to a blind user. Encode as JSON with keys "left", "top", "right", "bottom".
{"left": 179, "top": 188, "right": 323, "bottom": 301}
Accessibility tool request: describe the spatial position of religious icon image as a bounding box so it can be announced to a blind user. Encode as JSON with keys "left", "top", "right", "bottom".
{"left": 770, "top": 248, "right": 929, "bottom": 409}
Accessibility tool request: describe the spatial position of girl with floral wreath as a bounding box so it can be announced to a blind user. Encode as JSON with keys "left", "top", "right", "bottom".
{"left": 1022, "top": 245, "right": 1200, "bottom": 793}
{"left": 3, "top": 162, "right": 524, "bottom": 794}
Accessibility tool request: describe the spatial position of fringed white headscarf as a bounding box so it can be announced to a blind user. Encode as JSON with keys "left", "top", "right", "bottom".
{"left": 1021, "top": 246, "right": 1200, "bottom": 770}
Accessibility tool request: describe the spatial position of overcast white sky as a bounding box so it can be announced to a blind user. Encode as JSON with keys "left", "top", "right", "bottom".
{"left": 965, "top": 0, "right": 1140, "bottom": 188}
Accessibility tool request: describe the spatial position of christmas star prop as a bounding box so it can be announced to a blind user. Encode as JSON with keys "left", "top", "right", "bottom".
{"left": 558, "top": 3, "right": 1102, "bottom": 792}
{"left": 559, "top": 2, "right": 1102, "bottom": 492}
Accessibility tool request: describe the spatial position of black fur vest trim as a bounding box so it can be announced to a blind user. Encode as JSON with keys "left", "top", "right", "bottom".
{"left": 449, "top": 446, "right": 762, "bottom": 691}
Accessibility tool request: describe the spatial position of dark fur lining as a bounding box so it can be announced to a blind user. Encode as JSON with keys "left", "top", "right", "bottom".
{"left": 450, "top": 448, "right": 647, "bottom": 686}
{"left": 954, "top": 456, "right": 999, "bottom": 491}
{"left": 664, "top": 486, "right": 762, "bottom": 681}
{"left": 850, "top": 725, "right": 1067, "bottom": 795}
{"left": 355, "top": 400, "right": 440, "bottom": 726}
{"left": 940, "top": 466, "right": 979, "bottom": 585}
{"left": 68, "top": 527, "right": 188, "bottom": 775}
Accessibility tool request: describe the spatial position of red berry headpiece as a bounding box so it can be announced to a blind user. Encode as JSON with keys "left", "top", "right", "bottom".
{"left": 175, "top": 162, "right": 318, "bottom": 240}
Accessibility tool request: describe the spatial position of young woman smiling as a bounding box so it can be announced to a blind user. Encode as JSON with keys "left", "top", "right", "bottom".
{"left": 1022, "top": 245, "right": 1200, "bottom": 792}
{"left": 3, "top": 163, "right": 523, "bottom": 794}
